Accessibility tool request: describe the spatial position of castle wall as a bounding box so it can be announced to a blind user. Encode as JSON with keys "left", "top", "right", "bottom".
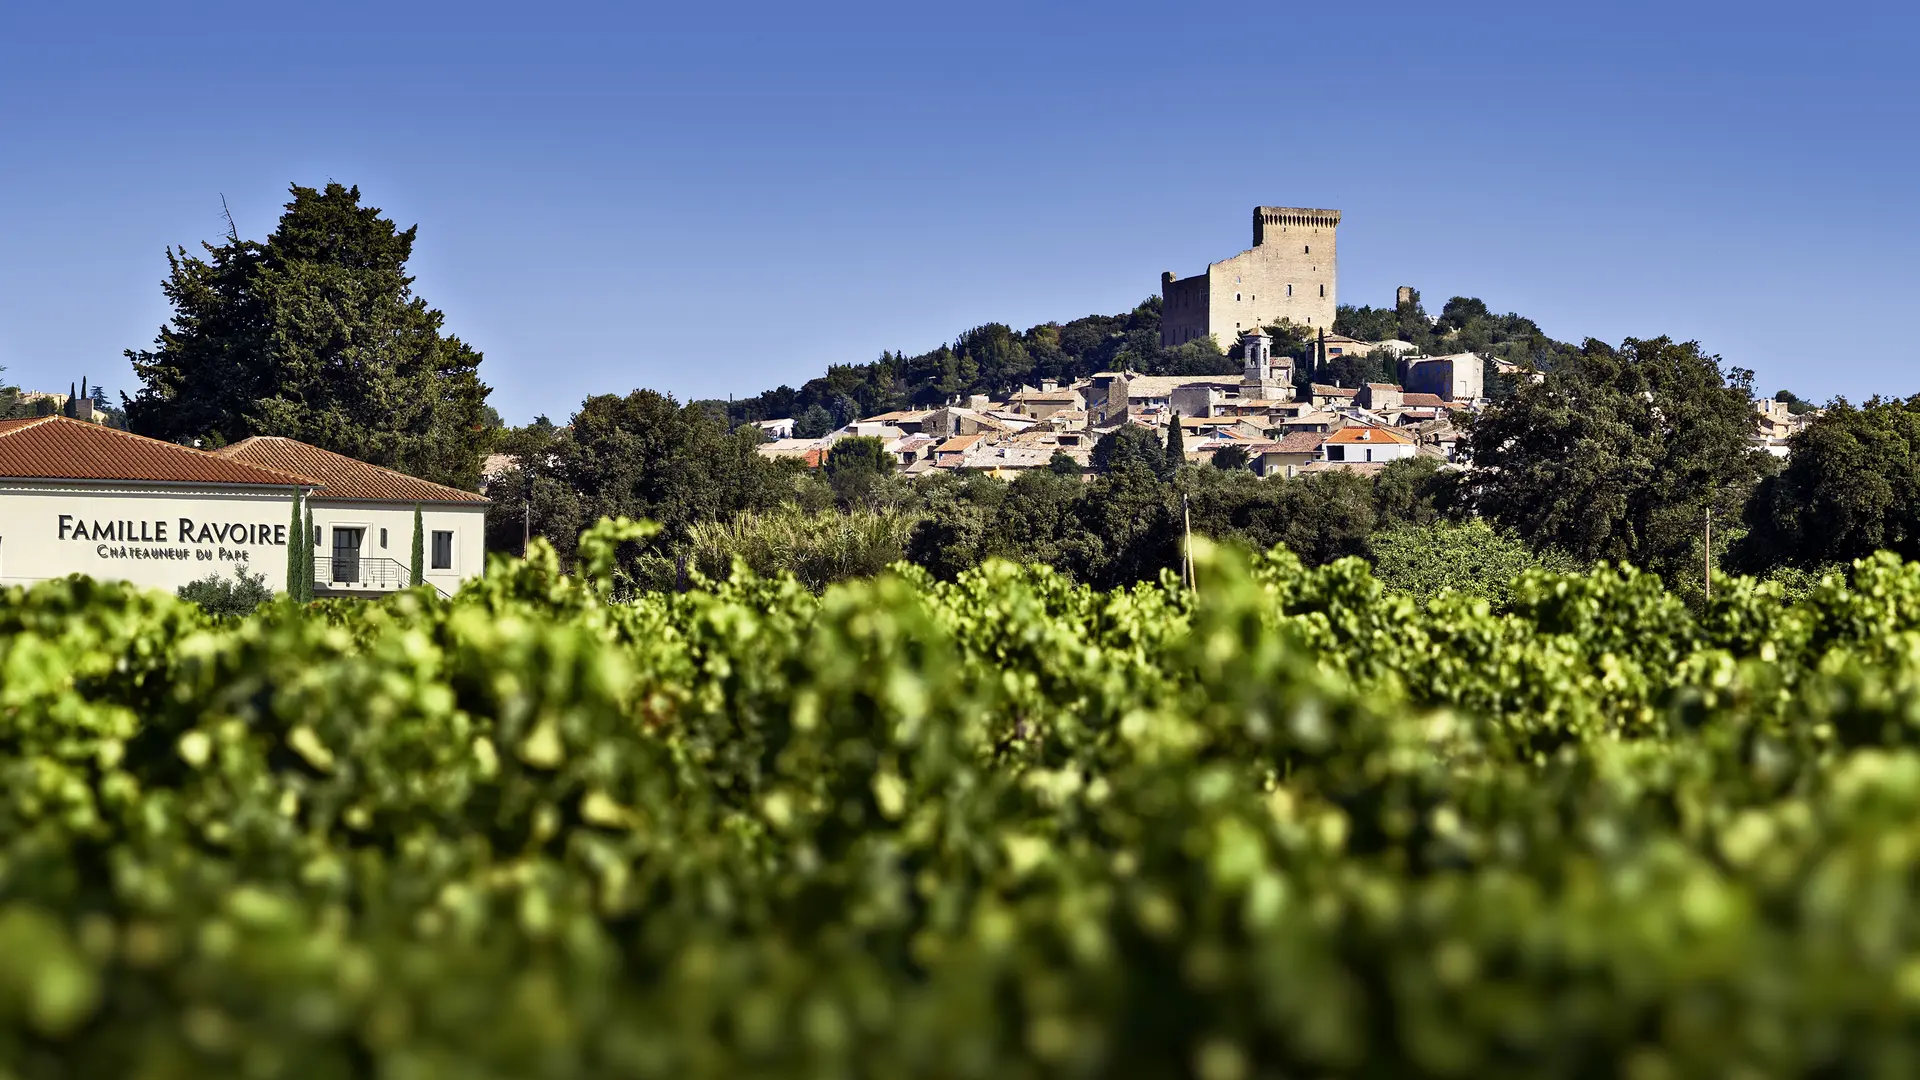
{"left": 1208, "top": 209, "right": 1337, "bottom": 347}
{"left": 1160, "top": 273, "right": 1211, "bottom": 348}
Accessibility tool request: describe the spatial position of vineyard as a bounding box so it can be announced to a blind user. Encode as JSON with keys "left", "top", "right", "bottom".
{"left": 7, "top": 518, "right": 1920, "bottom": 1077}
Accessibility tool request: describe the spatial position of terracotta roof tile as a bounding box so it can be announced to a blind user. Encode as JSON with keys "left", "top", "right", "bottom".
{"left": 216, "top": 437, "right": 487, "bottom": 503}
{"left": 0, "top": 416, "right": 316, "bottom": 487}
{"left": 1326, "top": 425, "right": 1416, "bottom": 446}
{"left": 1266, "top": 431, "right": 1330, "bottom": 453}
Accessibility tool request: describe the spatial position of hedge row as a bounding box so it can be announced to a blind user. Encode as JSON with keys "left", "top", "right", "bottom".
{"left": 3, "top": 520, "right": 1920, "bottom": 1077}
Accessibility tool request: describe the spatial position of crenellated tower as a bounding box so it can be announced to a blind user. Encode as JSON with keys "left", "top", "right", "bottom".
{"left": 1161, "top": 206, "right": 1340, "bottom": 350}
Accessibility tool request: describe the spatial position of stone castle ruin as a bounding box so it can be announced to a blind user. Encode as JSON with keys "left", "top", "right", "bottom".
{"left": 1160, "top": 206, "right": 1339, "bottom": 351}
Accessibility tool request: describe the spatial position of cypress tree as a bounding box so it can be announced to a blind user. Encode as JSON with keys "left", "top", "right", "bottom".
{"left": 1165, "top": 410, "right": 1186, "bottom": 472}
{"left": 301, "top": 506, "right": 316, "bottom": 603}
{"left": 285, "top": 488, "right": 304, "bottom": 598}
{"left": 409, "top": 506, "right": 424, "bottom": 586}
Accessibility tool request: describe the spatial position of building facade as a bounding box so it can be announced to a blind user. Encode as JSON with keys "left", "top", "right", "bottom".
{"left": 1161, "top": 206, "right": 1340, "bottom": 350}
{"left": 215, "top": 438, "right": 489, "bottom": 598}
{"left": 1402, "top": 353, "right": 1485, "bottom": 403}
{"left": 0, "top": 417, "right": 487, "bottom": 597}
{"left": 1322, "top": 425, "right": 1417, "bottom": 463}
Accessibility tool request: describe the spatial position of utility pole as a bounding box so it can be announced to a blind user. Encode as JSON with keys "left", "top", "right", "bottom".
{"left": 1704, "top": 507, "right": 1713, "bottom": 601}
{"left": 1182, "top": 493, "right": 1195, "bottom": 593}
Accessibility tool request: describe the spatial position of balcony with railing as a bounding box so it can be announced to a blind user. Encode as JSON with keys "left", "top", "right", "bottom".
{"left": 312, "top": 556, "right": 451, "bottom": 598}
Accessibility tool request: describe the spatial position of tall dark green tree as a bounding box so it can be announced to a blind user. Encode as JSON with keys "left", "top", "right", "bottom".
{"left": 792, "top": 405, "right": 835, "bottom": 439}
{"left": 1091, "top": 425, "right": 1165, "bottom": 477}
{"left": 483, "top": 416, "right": 587, "bottom": 561}
{"left": 1210, "top": 444, "right": 1250, "bottom": 471}
{"left": 1732, "top": 397, "right": 1920, "bottom": 571}
{"left": 301, "top": 505, "right": 315, "bottom": 603}
{"left": 823, "top": 435, "right": 896, "bottom": 510}
{"left": 550, "top": 390, "right": 787, "bottom": 566}
{"left": 1461, "top": 337, "right": 1763, "bottom": 581}
{"left": 955, "top": 324, "right": 1033, "bottom": 395}
{"left": 125, "top": 183, "right": 492, "bottom": 488}
{"left": 285, "top": 488, "right": 304, "bottom": 598}
{"left": 1165, "top": 412, "right": 1186, "bottom": 469}
{"left": 410, "top": 506, "right": 425, "bottom": 586}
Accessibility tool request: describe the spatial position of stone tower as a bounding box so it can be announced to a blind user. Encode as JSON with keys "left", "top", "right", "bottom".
{"left": 1160, "top": 207, "right": 1340, "bottom": 351}
{"left": 1239, "top": 328, "right": 1293, "bottom": 399}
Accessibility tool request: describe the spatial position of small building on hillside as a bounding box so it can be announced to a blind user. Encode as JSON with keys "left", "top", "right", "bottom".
{"left": 0, "top": 417, "right": 487, "bottom": 598}
{"left": 1250, "top": 431, "right": 1329, "bottom": 477}
{"left": 1358, "top": 383, "right": 1403, "bottom": 410}
{"left": 1321, "top": 425, "right": 1417, "bottom": 464}
{"left": 1006, "top": 386, "right": 1085, "bottom": 419}
{"left": 1403, "top": 353, "right": 1485, "bottom": 403}
{"left": 1318, "top": 334, "right": 1376, "bottom": 361}
{"left": 1308, "top": 384, "right": 1359, "bottom": 409}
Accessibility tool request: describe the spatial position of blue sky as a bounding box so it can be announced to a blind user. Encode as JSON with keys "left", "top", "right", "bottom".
{"left": 1, "top": 1, "right": 1914, "bottom": 424}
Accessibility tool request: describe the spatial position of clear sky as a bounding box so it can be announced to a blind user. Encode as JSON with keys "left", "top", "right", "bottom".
{"left": 1, "top": 1, "right": 1914, "bottom": 424}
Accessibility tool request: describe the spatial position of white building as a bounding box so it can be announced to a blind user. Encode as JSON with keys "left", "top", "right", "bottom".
{"left": 215, "top": 437, "right": 490, "bottom": 597}
{"left": 0, "top": 417, "right": 487, "bottom": 597}
{"left": 1320, "top": 424, "right": 1417, "bottom": 463}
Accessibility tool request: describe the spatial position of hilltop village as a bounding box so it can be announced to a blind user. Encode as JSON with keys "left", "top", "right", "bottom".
{"left": 753, "top": 328, "right": 1492, "bottom": 478}
{"left": 746, "top": 207, "right": 1813, "bottom": 479}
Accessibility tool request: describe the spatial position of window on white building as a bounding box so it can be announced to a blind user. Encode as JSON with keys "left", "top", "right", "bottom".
{"left": 431, "top": 531, "right": 454, "bottom": 570}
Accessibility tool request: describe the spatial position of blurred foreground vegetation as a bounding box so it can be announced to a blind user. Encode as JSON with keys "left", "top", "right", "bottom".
{"left": 6, "top": 520, "right": 1920, "bottom": 1075}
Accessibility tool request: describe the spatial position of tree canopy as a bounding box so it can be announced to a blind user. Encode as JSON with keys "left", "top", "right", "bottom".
{"left": 720, "top": 297, "right": 1236, "bottom": 427}
{"left": 1210, "top": 444, "right": 1251, "bottom": 471}
{"left": 1733, "top": 397, "right": 1920, "bottom": 571}
{"left": 1461, "top": 337, "right": 1764, "bottom": 583}
{"left": 1332, "top": 288, "right": 1581, "bottom": 398}
{"left": 1092, "top": 425, "right": 1166, "bottom": 477}
{"left": 125, "top": 183, "right": 492, "bottom": 489}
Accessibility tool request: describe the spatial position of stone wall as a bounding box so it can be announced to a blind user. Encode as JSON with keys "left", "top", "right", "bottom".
{"left": 1160, "top": 272, "right": 1211, "bottom": 347}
